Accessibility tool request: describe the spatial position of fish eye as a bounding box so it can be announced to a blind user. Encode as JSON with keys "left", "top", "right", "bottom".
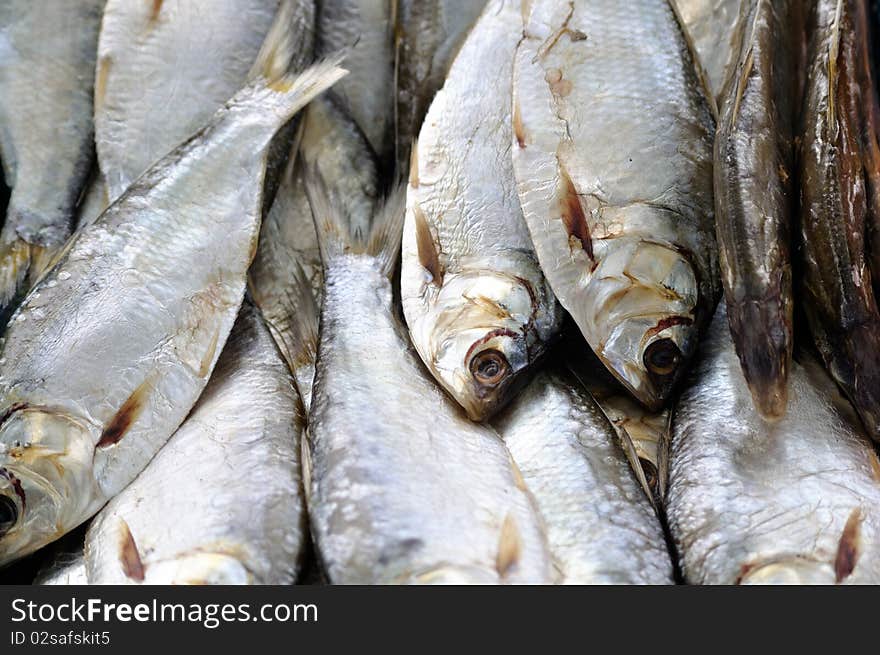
{"left": 0, "top": 496, "right": 17, "bottom": 537}
{"left": 644, "top": 338, "right": 681, "bottom": 376}
{"left": 470, "top": 350, "right": 510, "bottom": 387}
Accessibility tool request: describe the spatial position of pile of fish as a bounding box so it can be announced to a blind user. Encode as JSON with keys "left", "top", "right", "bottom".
{"left": 1, "top": 0, "right": 880, "bottom": 585}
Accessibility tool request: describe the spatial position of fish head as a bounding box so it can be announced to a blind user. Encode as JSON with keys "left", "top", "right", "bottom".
{"left": 411, "top": 270, "right": 550, "bottom": 421}
{"left": 587, "top": 240, "right": 702, "bottom": 410}
{"left": 0, "top": 407, "right": 98, "bottom": 565}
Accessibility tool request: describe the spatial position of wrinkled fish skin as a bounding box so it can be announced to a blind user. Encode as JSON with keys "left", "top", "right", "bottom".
{"left": 317, "top": 0, "right": 395, "bottom": 167}
{"left": 84, "top": 303, "right": 306, "bottom": 585}
{"left": 0, "top": 1, "right": 104, "bottom": 309}
{"left": 799, "top": 0, "right": 880, "bottom": 442}
{"left": 95, "top": 0, "right": 312, "bottom": 203}
{"left": 714, "top": 0, "right": 802, "bottom": 420}
{"left": 512, "top": 0, "right": 719, "bottom": 412}
{"left": 673, "top": 0, "right": 745, "bottom": 104}
{"left": 0, "top": 61, "right": 344, "bottom": 566}
{"left": 401, "top": 0, "right": 563, "bottom": 422}
{"left": 306, "top": 178, "right": 554, "bottom": 584}
{"left": 250, "top": 96, "right": 380, "bottom": 403}
{"left": 394, "top": 0, "right": 487, "bottom": 169}
{"left": 493, "top": 365, "right": 674, "bottom": 584}
{"left": 668, "top": 306, "right": 880, "bottom": 584}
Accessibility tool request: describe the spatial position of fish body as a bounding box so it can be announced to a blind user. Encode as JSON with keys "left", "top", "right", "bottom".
{"left": 512, "top": 0, "right": 719, "bottom": 411}
{"left": 0, "top": 0, "right": 105, "bottom": 309}
{"left": 394, "top": 0, "right": 487, "bottom": 169}
{"left": 95, "top": 0, "right": 312, "bottom": 203}
{"left": 799, "top": 0, "right": 880, "bottom": 442}
{"left": 84, "top": 303, "right": 306, "bottom": 585}
{"left": 317, "top": 0, "right": 395, "bottom": 167}
{"left": 401, "top": 0, "right": 563, "bottom": 422}
{"left": 0, "top": 61, "right": 345, "bottom": 565}
{"left": 713, "top": 0, "right": 802, "bottom": 419}
{"left": 493, "top": 365, "right": 673, "bottom": 584}
{"left": 668, "top": 305, "right": 880, "bottom": 584}
{"left": 306, "top": 176, "right": 554, "bottom": 584}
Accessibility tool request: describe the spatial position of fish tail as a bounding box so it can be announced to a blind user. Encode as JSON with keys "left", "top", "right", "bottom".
{"left": 286, "top": 259, "right": 320, "bottom": 373}
{"left": 304, "top": 166, "right": 406, "bottom": 278}
{"left": 248, "top": 0, "right": 318, "bottom": 82}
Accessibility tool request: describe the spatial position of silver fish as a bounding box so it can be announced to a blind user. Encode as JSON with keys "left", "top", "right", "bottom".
{"left": 401, "top": 0, "right": 563, "bottom": 422}
{"left": 317, "top": 0, "right": 395, "bottom": 166}
{"left": 512, "top": 0, "right": 719, "bottom": 411}
{"left": 95, "top": 0, "right": 313, "bottom": 203}
{"left": 0, "top": 59, "right": 346, "bottom": 566}
{"left": 493, "top": 365, "right": 674, "bottom": 584}
{"left": 0, "top": 0, "right": 105, "bottom": 311}
{"left": 305, "top": 172, "right": 554, "bottom": 584}
{"left": 84, "top": 302, "right": 306, "bottom": 585}
{"left": 393, "top": 0, "right": 487, "bottom": 169}
{"left": 667, "top": 305, "right": 880, "bottom": 584}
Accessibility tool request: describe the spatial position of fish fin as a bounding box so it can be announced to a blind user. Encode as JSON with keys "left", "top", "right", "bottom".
{"left": 305, "top": 166, "right": 405, "bottom": 278}
{"left": 366, "top": 181, "right": 406, "bottom": 278}
{"left": 249, "top": 0, "right": 317, "bottom": 81}
{"left": 0, "top": 237, "right": 32, "bottom": 316}
{"left": 118, "top": 520, "right": 146, "bottom": 582}
{"left": 413, "top": 203, "right": 443, "bottom": 286}
{"left": 303, "top": 165, "right": 352, "bottom": 266}
{"left": 496, "top": 514, "right": 522, "bottom": 579}
{"left": 834, "top": 508, "right": 862, "bottom": 583}
{"left": 286, "top": 259, "right": 320, "bottom": 373}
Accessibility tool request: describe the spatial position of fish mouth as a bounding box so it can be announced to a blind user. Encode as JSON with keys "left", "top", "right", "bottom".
{"left": 725, "top": 297, "right": 791, "bottom": 420}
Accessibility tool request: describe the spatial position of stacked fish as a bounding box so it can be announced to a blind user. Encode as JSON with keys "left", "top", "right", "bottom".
{"left": 1, "top": 0, "right": 880, "bottom": 586}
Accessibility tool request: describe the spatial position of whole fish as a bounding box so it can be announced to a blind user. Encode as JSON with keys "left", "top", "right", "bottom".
{"left": 667, "top": 305, "right": 880, "bottom": 584}
{"left": 95, "top": 0, "right": 313, "bottom": 203}
{"left": 84, "top": 302, "right": 306, "bottom": 585}
{"left": 673, "top": 0, "right": 745, "bottom": 104}
{"left": 401, "top": 0, "right": 564, "bottom": 422}
{"left": 393, "top": 0, "right": 487, "bottom": 170}
{"left": 713, "top": 0, "right": 802, "bottom": 419}
{"left": 317, "top": 0, "right": 395, "bottom": 168}
{"left": 0, "top": 59, "right": 345, "bottom": 565}
{"left": 0, "top": 1, "right": 104, "bottom": 313}
{"left": 799, "top": 0, "right": 880, "bottom": 442}
{"left": 493, "top": 365, "right": 674, "bottom": 584}
{"left": 249, "top": 95, "right": 381, "bottom": 401}
{"left": 305, "top": 173, "right": 554, "bottom": 584}
{"left": 512, "top": 0, "right": 719, "bottom": 411}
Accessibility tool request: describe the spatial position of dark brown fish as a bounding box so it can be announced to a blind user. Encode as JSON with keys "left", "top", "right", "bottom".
{"left": 714, "top": 0, "right": 803, "bottom": 420}
{"left": 798, "top": 0, "right": 880, "bottom": 442}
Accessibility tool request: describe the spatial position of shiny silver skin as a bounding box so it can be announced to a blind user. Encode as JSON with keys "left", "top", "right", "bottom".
{"left": 673, "top": 0, "right": 745, "bottom": 103}
{"left": 401, "top": 0, "right": 563, "bottom": 422}
{"left": 250, "top": 95, "right": 381, "bottom": 404}
{"left": 95, "top": 0, "right": 313, "bottom": 203}
{"left": 317, "top": 0, "right": 395, "bottom": 166}
{"left": 0, "top": 60, "right": 345, "bottom": 566}
{"left": 0, "top": 0, "right": 105, "bottom": 309}
{"left": 394, "top": 0, "right": 487, "bottom": 169}
{"left": 667, "top": 306, "right": 880, "bottom": 584}
{"left": 512, "top": 0, "right": 719, "bottom": 411}
{"left": 493, "top": 366, "right": 674, "bottom": 584}
{"left": 306, "top": 176, "right": 554, "bottom": 584}
{"left": 84, "top": 303, "right": 306, "bottom": 585}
